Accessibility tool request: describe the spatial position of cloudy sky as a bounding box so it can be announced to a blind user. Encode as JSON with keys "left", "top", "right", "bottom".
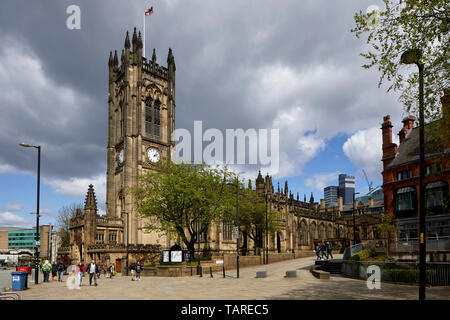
{"left": 0, "top": 0, "right": 408, "bottom": 228}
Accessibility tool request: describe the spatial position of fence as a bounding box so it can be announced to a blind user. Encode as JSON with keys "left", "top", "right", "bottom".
{"left": 391, "top": 236, "right": 450, "bottom": 252}
{"left": 342, "top": 261, "right": 450, "bottom": 286}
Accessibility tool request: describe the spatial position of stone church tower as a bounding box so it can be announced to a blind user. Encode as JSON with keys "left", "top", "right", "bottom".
{"left": 106, "top": 28, "right": 176, "bottom": 245}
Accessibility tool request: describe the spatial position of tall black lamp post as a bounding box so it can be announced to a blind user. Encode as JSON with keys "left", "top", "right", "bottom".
{"left": 400, "top": 48, "right": 426, "bottom": 300}
{"left": 353, "top": 191, "right": 360, "bottom": 245}
{"left": 122, "top": 210, "right": 129, "bottom": 276}
{"left": 19, "top": 142, "right": 40, "bottom": 284}
{"left": 265, "top": 193, "right": 269, "bottom": 265}
{"left": 227, "top": 180, "right": 240, "bottom": 278}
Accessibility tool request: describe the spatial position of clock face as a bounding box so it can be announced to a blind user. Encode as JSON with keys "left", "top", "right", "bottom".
{"left": 147, "top": 148, "right": 160, "bottom": 163}
{"left": 118, "top": 149, "right": 124, "bottom": 164}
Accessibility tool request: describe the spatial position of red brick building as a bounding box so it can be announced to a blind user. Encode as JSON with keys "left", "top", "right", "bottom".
{"left": 381, "top": 89, "right": 450, "bottom": 240}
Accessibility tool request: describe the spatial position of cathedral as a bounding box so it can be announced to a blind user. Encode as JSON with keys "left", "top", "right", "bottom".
{"left": 58, "top": 29, "right": 353, "bottom": 270}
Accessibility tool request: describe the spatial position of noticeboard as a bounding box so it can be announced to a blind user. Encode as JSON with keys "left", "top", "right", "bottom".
{"left": 170, "top": 250, "right": 182, "bottom": 263}
{"left": 162, "top": 250, "right": 170, "bottom": 263}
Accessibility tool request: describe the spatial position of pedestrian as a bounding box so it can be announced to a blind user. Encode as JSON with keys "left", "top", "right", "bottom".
{"left": 136, "top": 262, "right": 142, "bottom": 281}
{"left": 87, "top": 260, "right": 99, "bottom": 286}
{"left": 57, "top": 260, "right": 66, "bottom": 282}
{"left": 41, "top": 260, "right": 52, "bottom": 282}
{"left": 109, "top": 262, "right": 115, "bottom": 278}
{"left": 320, "top": 243, "right": 327, "bottom": 260}
{"left": 77, "top": 261, "right": 85, "bottom": 286}
{"left": 130, "top": 261, "right": 136, "bottom": 281}
{"left": 51, "top": 262, "right": 58, "bottom": 281}
{"left": 327, "top": 242, "right": 334, "bottom": 260}
{"left": 97, "top": 263, "right": 102, "bottom": 279}
{"left": 315, "top": 243, "right": 321, "bottom": 260}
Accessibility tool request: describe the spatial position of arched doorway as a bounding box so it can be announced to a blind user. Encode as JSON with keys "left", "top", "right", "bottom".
{"left": 276, "top": 233, "right": 281, "bottom": 253}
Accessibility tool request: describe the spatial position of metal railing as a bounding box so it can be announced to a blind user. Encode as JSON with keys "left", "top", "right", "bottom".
{"left": 342, "top": 261, "right": 450, "bottom": 286}
{"left": 391, "top": 236, "right": 450, "bottom": 251}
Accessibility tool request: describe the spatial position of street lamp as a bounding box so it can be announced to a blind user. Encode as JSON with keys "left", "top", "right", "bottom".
{"left": 401, "top": 48, "right": 426, "bottom": 300}
{"left": 227, "top": 180, "right": 240, "bottom": 278}
{"left": 265, "top": 193, "right": 269, "bottom": 265}
{"left": 197, "top": 204, "right": 201, "bottom": 277}
{"left": 20, "top": 142, "right": 40, "bottom": 284}
{"left": 122, "top": 210, "right": 129, "bottom": 276}
{"left": 353, "top": 192, "right": 360, "bottom": 245}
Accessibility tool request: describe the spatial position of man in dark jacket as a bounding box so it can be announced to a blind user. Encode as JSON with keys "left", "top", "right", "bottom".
{"left": 57, "top": 260, "right": 66, "bottom": 282}
{"left": 326, "top": 242, "right": 334, "bottom": 260}
{"left": 86, "top": 260, "right": 99, "bottom": 286}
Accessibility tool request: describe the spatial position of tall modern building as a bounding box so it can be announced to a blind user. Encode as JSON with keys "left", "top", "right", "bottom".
{"left": 324, "top": 186, "right": 339, "bottom": 207}
{"left": 339, "top": 174, "right": 355, "bottom": 205}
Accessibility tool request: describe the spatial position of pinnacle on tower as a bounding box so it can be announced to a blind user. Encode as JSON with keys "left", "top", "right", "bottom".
{"left": 310, "top": 192, "right": 314, "bottom": 203}
{"left": 108, "top": 51, "right": 113, "bottom": 66}
{"left": 285, "top": 181, "right": 288, "bottom": 195}
{"left": 152, "top": 48, "right": 156, "bottom": 62}
{"left": 113, "top": 50, "right": 118, "bottom": 67}
{"left": 84, "top": 184, "right": 98, "bottom": 212}
{"left": 124, "top": 31, "right": 130, "bottom": 49}
{"left": 138, "top": 32, "right": 143, "bottom": 48}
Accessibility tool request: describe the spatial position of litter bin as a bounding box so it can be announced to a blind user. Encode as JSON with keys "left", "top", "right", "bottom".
{"left": 11, "top": 271, "right": 28, "bottom": 291}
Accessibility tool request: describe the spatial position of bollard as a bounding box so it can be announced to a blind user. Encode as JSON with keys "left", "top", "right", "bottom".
{"left": 190, "top": 266, "right": 193, "bottom": 276}
{"left": 223, "top": 265, "right": 225, "bottom": 278}
{"left": 285, "top": 270, "right": 297, "bottom": 278}
{"left": 210, "top": 267, "right": 213, "bottom": 278}
{"left": 256, "top": 271, "right": 267, "bottom": 278}
{"left": 199, "top": 265, "right": 203, "bottom": 277}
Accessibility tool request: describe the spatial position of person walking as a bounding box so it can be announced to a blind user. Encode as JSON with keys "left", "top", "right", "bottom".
{"left": 87, "top": 260, "right": 99, "bottom": 286}
{"left": 97, "top": 263, "right": 102, "bottom": 279}
{"left": 51, "top": 262, "right": 58, "bottom": 281}
{"left": 57, "top": 260, "right": 65, "bottom": 282}
{"left": 108, "top": 262, "right": 115, "bottom": 278}
{"left": 41, "top": 260, "right": 52, "bottom": 282}
{"left": 315, "top": 243, "right": 321, "bottom": 260}
{"left": 130, "top": 261, "right": 136, "bottom": 281}
{"left": 327, "top": 242, "right": 334, "bottom": 260}
{"left": 135, "top": 262, "right": 142, "bottom": 281}
{"left": 77, "top": 261, "right": 85, "bottom": 286}
{"left": 320, "top": 243, "right": 327, "bottom": 260}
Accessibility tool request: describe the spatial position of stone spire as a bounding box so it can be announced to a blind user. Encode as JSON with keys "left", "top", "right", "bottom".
{"left": 84, "top": 184, "right": 98, "bottom": 213}
{"left": 284, "top": 181, "right": 288, "bottom": 195}
{"left": 124, "top": 30, "right": 130, "bottom": 49}
{"left": 113, "top": 50, "right": 118, "bottom": 68}
{"left": 309, "top": 192, "right": 314, "bottom": 204}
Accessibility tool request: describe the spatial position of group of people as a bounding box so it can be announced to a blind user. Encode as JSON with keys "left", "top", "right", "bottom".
{"left": 315, "top": 242, "right": 333, "bottom": 260}
{"left": 40, "top": 260, "right": 66, "bottom": 282}
{"left": 40, "top": 259, "right": 144, "bottom": 286}
{"left": 129, "top": 262, "right": 142, "bottom": 281}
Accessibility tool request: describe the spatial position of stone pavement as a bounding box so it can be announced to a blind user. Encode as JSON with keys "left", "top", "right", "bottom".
{"left": 15, "top": 255, "right": 450, "bottom": 300}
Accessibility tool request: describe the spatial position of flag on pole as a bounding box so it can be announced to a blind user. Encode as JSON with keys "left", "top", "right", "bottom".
{"left": 145, "top": 7, "right": 153, "bottom": 15}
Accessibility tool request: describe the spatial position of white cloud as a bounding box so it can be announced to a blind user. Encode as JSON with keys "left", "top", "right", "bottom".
{"left": 0, "top": 212, "right": 34, "bottom": 228}
{"left": 4, "top": 204, "right": 22, "bottom": 212}
{"left": 342, "top": 126, "right": 383, "bottom": 182}
{"left": 44, "top": 174, "right": 107, "bottom": 209}
{"left": 0, "top": 163, "right": 17, "bottom": 175}
{"left": 305, "top": 171, "right": 341, "bottom": 193}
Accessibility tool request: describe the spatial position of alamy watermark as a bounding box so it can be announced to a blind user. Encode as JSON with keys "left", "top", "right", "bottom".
{"left": 66, "top": 5, "right": 81, "bottom": 30}
{"left": 366, "top": 265, "right": 381, "bottom": 290}
{"left": 172, "top": 121, "right": 280, "bottom": 174}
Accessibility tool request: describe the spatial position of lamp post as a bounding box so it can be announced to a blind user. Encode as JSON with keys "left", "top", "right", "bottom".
{"left": 20, "top": 142, "right": 40, "bottom": 284}
{"left": 197, "top": 204, "right": 201, "bottom": 277}
{"left": 227, "top": 180, "right": 240, "bottom": 278}
{"left": 401, "top": 49, "right": 426, "bottom": 300}
{"left": 265, "top": 193, "right": 269, "bottom": 265}
{"left": 122, "top": 210, "right": 129, "bottom": 276}
{"left": 353, "top": 192, "right": 360, "bottom": 245}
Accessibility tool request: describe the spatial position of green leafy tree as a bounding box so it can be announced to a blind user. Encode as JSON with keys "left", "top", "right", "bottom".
{"left": 375, "top": 211, "right": 397, "bottom": 256}
{"left": 352, "top": 0, "right": 449, "bottom": 120}
{"left": 237, "top": 188, "right": 280, "bottom": 254}
{"left": 56, "top": 203, "right": 82, "bottom": 247}
{"left": 131, "top": 162, "right": 236, "bottom": 252}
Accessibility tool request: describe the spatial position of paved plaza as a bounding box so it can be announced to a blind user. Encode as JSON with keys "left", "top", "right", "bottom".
{"left": 9, "top": 256, "right": 450, "bottom": 300}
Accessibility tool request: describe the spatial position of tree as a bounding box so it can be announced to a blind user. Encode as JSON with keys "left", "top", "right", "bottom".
{"left": 374, "top": 211, "right": 397, "bottom": 256}
{"left": 131, "top": 162, "right": 236, "bottom": 253}
{"left": 56, "top": 203, "right": 82, "bottom": 247}
{"left": 238, "top": 188, "right": 280, "bottom": 254}
{"left": 352, "top": 0, "right": 449, "bottom": 120}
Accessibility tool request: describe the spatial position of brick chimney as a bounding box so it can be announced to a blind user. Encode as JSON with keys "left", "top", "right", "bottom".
{"left": 381, "top": 115, "right": 398, "bottom": 168}
{"left": 398, "top": 115, "right": 415, "bottom": 144}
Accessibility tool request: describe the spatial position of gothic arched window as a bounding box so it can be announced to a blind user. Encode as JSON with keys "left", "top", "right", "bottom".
{"left": 154, "top": 100, "right": 161, "bottom": 137}
{"left": 145, "top": 98, "right": 152, "bottom": 135}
